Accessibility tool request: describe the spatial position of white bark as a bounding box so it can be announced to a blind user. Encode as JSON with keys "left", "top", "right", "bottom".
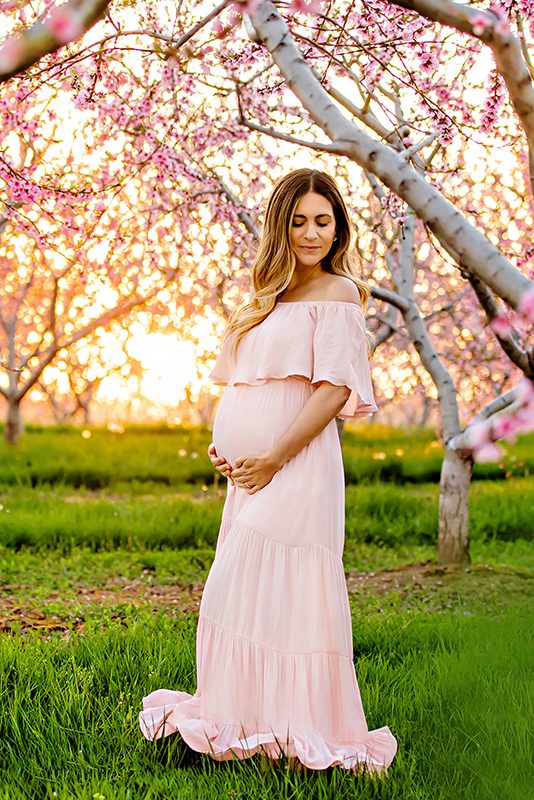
{"left": 438, "top": 446, "right": 472, "bottom": 564}
{"left": 372, "top": 198, "right": 471, "bottom": 565}
{"left": 0, "top": 0, "right": 112, "bottom": 82}
{"left": 248, "top": 2, "right": 533, "bottom": 309}
{"left": 5, "top": 396, "right": 22, "bottom": 444}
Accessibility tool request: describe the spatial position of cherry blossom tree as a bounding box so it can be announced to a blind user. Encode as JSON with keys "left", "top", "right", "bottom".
{"left": 0, "top": 2, "right": 262, "bottom": 443}
{"left": 237, "top": 1, "right": 534, "bottom": 563}
{"left": 1, "top": 0, "right": 533, "bottom": 565}
{"left": 35, "top": 328, "right": 144, "bottom": 425}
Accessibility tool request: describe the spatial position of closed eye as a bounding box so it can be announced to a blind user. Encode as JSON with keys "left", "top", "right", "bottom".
{"left": 292, "top": 222, "right": 329, "bottom": 227}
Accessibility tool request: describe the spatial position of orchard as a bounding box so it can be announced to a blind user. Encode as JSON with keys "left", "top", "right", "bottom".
{"left": 1, "top": 0, "right": 533, "bottom": 563}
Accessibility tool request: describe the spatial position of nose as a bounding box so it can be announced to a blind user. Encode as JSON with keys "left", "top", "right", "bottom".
{"left": 303, "top": 223, "right": 319, "bottom": 240}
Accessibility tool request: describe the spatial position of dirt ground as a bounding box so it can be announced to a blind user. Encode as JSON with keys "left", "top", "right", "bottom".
{"left": 1, "top": 559, "right": 532, "bottom": 636}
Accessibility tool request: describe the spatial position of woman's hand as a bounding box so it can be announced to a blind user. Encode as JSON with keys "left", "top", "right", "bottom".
{"left": 231, "top": 450, "right": 282, "bottom": 494}
{"left": 207, "top": 443, "right": 236, "bottom": 486}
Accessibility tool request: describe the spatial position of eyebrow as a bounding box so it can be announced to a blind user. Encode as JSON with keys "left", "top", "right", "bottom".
{"left": 293, "top": 213, "right": 332, "bottom": 219}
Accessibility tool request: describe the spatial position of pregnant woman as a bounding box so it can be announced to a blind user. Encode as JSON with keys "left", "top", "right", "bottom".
{"left": 139, "top": 169, "right": 398, "bottom": 774}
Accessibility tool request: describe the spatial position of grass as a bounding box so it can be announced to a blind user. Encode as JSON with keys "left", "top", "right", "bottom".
{"left": 1, "top": 423, "right": 532, "bottom": 489}
{"left": 0, "top": 476, "right": 532, "bottom": 554}
{"left": 0, "top": 423, "right": 532, "bottom": 799}
{"left": 0, "top": 603, "right": 531, "bottom": 799}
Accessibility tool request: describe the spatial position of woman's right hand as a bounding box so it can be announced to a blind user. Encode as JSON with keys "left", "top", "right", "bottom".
{"left": 207, "top": 442, "right": 236, "bottom": 486}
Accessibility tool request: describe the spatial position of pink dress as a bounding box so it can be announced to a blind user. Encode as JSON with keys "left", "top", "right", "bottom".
{"left": 139, "top": 300, "right": 398, "bottom": 773}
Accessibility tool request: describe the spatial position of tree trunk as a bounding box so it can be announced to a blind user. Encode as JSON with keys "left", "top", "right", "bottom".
{"left": 336, "top": 417, "right": 345, "bottom": 446}
{"left": 438, "top": 446, "right": 473, "bottom": 565}
{"left": 82, "top": 402, "right": 92, "bottom": 427}
{"left": 419, "top": 394, "right": 431, "bottom": 427}
{"left": 5, "top": 397, "right": 23, "bottom": 444}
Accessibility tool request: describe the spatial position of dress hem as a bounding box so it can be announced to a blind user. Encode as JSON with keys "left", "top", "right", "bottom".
{"left": 139, "top": 690, "right": 397, "bottom": 773}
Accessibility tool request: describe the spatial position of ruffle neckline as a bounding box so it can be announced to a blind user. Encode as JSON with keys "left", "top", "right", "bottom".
{"left": 208, "top": 301, "right": 377, "bottom": 419}
{"left": 276, "top": 300, "right": 364, "bottom": 306}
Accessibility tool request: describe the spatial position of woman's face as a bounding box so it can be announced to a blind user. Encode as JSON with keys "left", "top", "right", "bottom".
{"left": 289, "top": 191, "right": 337, "bottom": 269}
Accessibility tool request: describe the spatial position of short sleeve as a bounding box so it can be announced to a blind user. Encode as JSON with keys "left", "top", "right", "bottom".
{"left": 208, "top": 334, "right": 235, "bottom": 385}
{"left": 311, "top": 303, "right": 378, "bottom": 420}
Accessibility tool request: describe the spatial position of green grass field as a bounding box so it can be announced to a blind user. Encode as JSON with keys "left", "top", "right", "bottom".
{"left": 0, "top": 423, "right": 533, "bottom": 799}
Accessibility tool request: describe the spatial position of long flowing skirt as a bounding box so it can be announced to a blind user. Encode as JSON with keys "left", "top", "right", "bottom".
{"left": 139, "top": 377, "right": 397, "bottom": 772}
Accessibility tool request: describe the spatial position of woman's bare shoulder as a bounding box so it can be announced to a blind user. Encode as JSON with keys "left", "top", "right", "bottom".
{"left": 321, "top": 275, "right": 362, "bottom": 306}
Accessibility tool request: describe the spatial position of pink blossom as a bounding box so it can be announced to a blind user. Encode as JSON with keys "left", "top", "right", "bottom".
{"left": 513, "top": 404, "right": 534, "bottom": 435}
{"left": 489, "top": 314, "right": 513, "bottom": 337}
{"left": 517, "top": 286, "right": 534, "bottom": 323}
{"left": 471, "top": 15, "right": 492, "bottom": 36}
{"left": 437, "top": 125, "right": 454, "bottom": 146}
{"left": 73, "top": 88, "right": 91, "bottom": 108}
{"left": 288, "top": 0, "right": 323, "bottom": 12}
{"left": 48, "top": 7, "right": 84, "bottom": 45}
{"left": 231, "top": 0, "right": 262, "bottom": 14}
{"left": 474, "top": 441, "right": 504, "bottom": 463}
{"left": 489, "top": 3, "right": 506, "bottom": 19}
{"left": 495, "top": 19, "right": 511, "bottom": 36}
{"left": 0, "top": 38, "right": 22, "bottom": 72}
{"left": 516, "top": 377, "right": 534, "bottom": 404}
{"left": 465, "top": 418, "right": 492, "bottom": 449}
{"left": 491, "top": 414, "right": 519, "bottom": 443}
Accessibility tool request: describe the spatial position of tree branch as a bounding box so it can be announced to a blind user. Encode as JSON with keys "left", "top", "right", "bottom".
{"left": 448, "top": 383, "right": 523, "bottom": 451}
{"left": 239, "top": 117, "right": 338, "bottom": 152}
{"left": 387, "top": 0, "right": 534, "bottom": 196}
{"left": 16, "top": 270, "right": 179, "bottom": 400}
{"left": 465, "top": 271, "right": 533, "bottom": 377}
{"left": 371, "top": 285, "right": 410, "bottom": 312}
{"left": 0, "top": 0, "right": 111, "bottom": 82}
{"left": 1, "top": 0, "right": 231, "bottom": 83}
{"left": 248, "top": 1, "right": 533, "bottom": 309}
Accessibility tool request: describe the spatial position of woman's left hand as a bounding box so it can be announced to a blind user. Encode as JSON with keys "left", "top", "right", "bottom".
{"left": 231, "top": 451, "right": 281, "bottom": 494}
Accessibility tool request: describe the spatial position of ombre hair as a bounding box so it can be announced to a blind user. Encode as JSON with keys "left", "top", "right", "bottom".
{"left": 223, "top": 169, "right": 372, "bottom": 360}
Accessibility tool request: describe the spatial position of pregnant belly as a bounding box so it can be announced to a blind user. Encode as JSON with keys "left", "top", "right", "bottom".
{"left": 212, "top": 377, "right": 314, "bottom": 468}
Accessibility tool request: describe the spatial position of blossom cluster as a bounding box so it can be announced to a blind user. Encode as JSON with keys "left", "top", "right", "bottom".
{"left": 488, "top": 286, "right": 534, "bottom": 337}
{"left": 465, "top": 377, "right": 534, "bottom": 462}
{"left": 480, "top": 70, "right": 507, "bottom": 134}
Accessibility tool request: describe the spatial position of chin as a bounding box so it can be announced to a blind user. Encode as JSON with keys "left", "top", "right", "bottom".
{"left": 296, "top": 254, "right": 324, "bottom": 267}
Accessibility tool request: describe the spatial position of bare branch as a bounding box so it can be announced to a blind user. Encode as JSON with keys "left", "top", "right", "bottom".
{"left": 399, "top": 132, "right": 440, "bottom": 160}
{"left": 15, "top": 270, "right": 179, "bottom": 400}
{"left": 371, "top": 285, "right": 410, "bottom": 312}
{"left": 239, "top": 117, "right": 339, "bottom": 152}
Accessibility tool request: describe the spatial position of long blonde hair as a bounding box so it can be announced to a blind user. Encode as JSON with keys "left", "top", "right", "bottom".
{"left": 223, "top": 169, "right": 372, "bottom": 360}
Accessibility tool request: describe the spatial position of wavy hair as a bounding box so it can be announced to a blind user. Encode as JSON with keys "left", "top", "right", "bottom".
{"left": 222, "top": 169, "right": 373, "bottom": 360}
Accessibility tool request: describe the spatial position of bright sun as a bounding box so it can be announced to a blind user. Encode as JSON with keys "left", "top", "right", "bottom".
{"left": 96, "top": 331, "right": 198, "bottom": 405}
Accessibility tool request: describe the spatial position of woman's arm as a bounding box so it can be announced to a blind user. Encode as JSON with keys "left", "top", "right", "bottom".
{"left": 270, "top": 381, "right": 349, "bottom": 468}
{"left": 231, "top": 381, "right": 350, "bottom": 492}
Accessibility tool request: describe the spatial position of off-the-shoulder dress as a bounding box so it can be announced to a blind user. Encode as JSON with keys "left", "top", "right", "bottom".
{"left": 139, "top": 301, "right": 398, "bottom": 773}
